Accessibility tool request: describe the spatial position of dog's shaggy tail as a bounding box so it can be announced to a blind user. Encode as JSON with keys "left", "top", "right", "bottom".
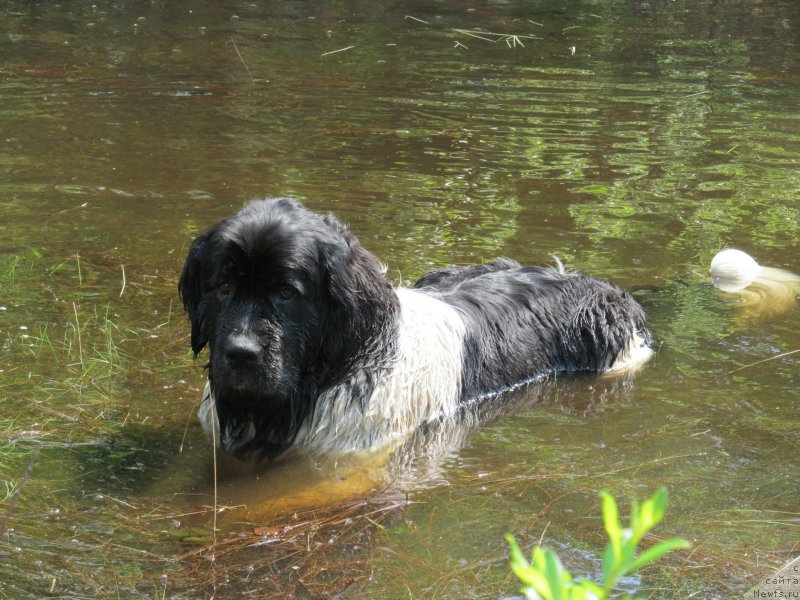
{"left": 710, "top": 248, "right": 800, "bottom": 315}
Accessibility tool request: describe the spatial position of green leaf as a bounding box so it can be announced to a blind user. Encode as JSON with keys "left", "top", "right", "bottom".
{"left": 506, "top": 534, "right": 544, "bottom": 589}
{"left": 630, "top": 498, "right": 641, "bottom": 541}
{"left": 506, "top": 535, "right": 564, "bottom": 600}
{"left": 628, "top": 538, "right": 691, "bottom": 572}
{"left": 567, "top": 586, "right": 588, "bottom": 600}
{"left": 511, "top": 564, "right": 550, "bottom": 600}
{"left": 579, "top": 580, "right": 605, "bottom": 599}
{"left": 638, "top": 487, "right": 669, "bottom": 532}
{"left": 506, "top": 534, "right": 527, "bottom": 566}
{"left": 650, "top": 487, "right": 669, "bottom": 525}
{"left": 536, "top": 546, "right": 568, "bottom": 600}
{"left": 618, "top": 532, "right": 637, "bottom": 579}
{"left": 601, "top": 540, "right": 619, "bottom": 586}
{"left": 600, "top": 491, "right": 621, "bottom": 549}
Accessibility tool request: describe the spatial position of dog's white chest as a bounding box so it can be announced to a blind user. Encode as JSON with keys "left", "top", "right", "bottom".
{"left": 293, "top": 288, "right": 466, "bottom": 452}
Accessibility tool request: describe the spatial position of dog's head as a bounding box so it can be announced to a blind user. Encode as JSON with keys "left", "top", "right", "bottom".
{"left": 179, "top": 198, "right": 397, "bottom": 459}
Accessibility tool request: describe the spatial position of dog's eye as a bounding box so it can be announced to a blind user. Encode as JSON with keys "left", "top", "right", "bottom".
{"left": 218, "top": 282, "right": 232, "bottom": 296}
{"left": 279, "top": 285, "right": 297, "bottom": 299}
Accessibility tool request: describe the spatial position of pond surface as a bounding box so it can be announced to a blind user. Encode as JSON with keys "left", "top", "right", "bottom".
{"left": 1, "top": 1, "right": 799, "bottom": 597}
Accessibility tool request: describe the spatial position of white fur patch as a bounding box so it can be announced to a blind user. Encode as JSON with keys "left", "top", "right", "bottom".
{"left": 197, "top": 382, "right": 219, "bottom": 446}
{"left": 293, "top": 287, "right": 466, "bottom": 452}
{"left": 606, "top": 329, "right": 653, "bottom": 373}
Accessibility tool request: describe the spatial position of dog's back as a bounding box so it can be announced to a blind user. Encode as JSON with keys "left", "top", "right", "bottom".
{"left": 414, "top": 261, "right": 652, "bottom": 399}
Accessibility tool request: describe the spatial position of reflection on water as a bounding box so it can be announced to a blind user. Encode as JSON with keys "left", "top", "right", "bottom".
{"left": 1, "top": 0, "right": 799, "bottom": 597}
{"left": 184, "top": 372, "right": 642, "bottom": 526}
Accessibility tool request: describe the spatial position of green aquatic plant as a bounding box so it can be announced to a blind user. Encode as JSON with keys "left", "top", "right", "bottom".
{"left": 506, "top": 487, "right": 690, "bottom": 600}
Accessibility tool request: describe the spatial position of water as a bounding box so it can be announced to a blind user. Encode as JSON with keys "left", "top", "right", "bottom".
{"left": 1, "top": 1, "right": 798, "bottom": 597}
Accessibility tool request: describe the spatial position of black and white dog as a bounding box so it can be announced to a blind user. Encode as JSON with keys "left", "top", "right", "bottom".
{"left": 179, "top": 198, "right": 653, "bottom": 461}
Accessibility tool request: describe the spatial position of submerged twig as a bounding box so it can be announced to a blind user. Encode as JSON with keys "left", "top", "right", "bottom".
{"left": 208, "top": 407, "right": 219, "bottom": 589}
{"left": 455, "top": 29, "right": 496, "bottom": 43}
{"left": 72, "top": 302, "right": 84, "bottom": 372}
{"left": 211, "top": 411, "right": 218, "bottom": 543}
{"left": 178, "top": 406, "right": 194, "bottom": 454}
{"left": 75, "top": 252, "right": 82, "bottom": 286}
{"left": 453, "top": 29, "right": 540, "bottom": 46}
{"left": 0, "top": 448, "right": 41, "bottom": 537}
{"left": 229, "top": 38, "right": 255, "bottom": 82}
{"left": 321, "top": 45, "right": 355, "bottom": 57}
{"left": 728, "top": 349, "right": 799, "bottom": 374}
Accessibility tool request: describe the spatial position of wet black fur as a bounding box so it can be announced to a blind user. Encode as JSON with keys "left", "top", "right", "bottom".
{"left": 179, "top": 198, "right": 398, "bottom": 458}
{"left": 416, "top": 262, "right": 650, "bottom": 398}
{"left": 180, "top": 198, "right": 650, "bottom": 459}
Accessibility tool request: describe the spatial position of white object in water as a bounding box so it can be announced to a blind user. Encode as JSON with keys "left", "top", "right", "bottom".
{"left": 709, "top": 248, "right": 800, "bottom": 318}
{"left": 710, "top": 249, "right": 761, "bottom": 292}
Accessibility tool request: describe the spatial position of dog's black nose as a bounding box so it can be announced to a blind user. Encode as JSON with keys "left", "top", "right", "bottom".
{"left": 224, "top": 334, "right": 260, "bottom": 364}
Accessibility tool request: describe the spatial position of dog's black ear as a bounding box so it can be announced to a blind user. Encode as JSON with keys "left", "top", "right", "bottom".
{"left": 318, "top": 215, "right": 397, "bottom": 378}
{"left": 178, "top": 225, "right": 218, "bottom": 355}
{"left": 321, "top": 215, "right": 392, "bottom": 317}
